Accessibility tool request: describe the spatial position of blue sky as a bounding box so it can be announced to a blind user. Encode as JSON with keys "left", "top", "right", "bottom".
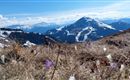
{"left": 0, "top": 0, "right": 130, "bottom": 27}
{"left": 0, "top": 0, "right": 121, "bottom": 16}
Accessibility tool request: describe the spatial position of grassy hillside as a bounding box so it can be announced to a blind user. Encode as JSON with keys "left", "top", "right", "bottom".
{"left": 1, "top": 29, "right": 130, "bottom": 80}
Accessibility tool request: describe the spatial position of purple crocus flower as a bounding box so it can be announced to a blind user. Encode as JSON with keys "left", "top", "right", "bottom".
{"left": 44, "top": 59, "right": 54, "bottom": 69}
{"left": 110, "top": 62, "right": 118, "bottom": 69}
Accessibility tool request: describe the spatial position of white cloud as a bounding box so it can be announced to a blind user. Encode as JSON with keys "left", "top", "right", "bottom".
{"left": 0, "top": 14, "right": 80, "bottom": 27}
{"left": 53, "top": 0, "right": 130, "bottom": 20}
{"left": 0, "top": 0, "right": 130, "bottom": 27}
{"left": 62, "top": 0, "right": 130, "bottom": 19}
{"left": 0, "top": 16, "right": 50, "bottom": 27}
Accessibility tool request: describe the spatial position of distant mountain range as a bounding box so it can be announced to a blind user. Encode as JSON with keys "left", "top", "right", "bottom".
{"left": 0, "top": 27, "right": 61, "bottom": 47}
{"left": 0, "top": 28, "right": 45, "bottom": 46}
{"left": 103, "top": 18, "right": 130, "bottom": 24}
{"left": 0, "top": 17, "right": 130, "bottom": 45}
{"left": 109, "top": 21, "right": 130, "bottom": 31}
{"left": 46, "top": 17, "right": 130, "bottom": 43}
{"left": 7, "top": 22, "right": 60, "bottom": 34}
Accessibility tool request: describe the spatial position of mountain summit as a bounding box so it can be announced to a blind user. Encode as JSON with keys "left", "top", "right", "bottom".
{"left": 46, "top": 17, "right": 118, "bottom": 43}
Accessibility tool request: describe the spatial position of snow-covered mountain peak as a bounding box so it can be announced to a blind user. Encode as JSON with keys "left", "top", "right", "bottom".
{"left": 80, "top": 17, "right": 93, "bottom": 21}
{"left": 46, "top": 17, "right": 119, "bottom": 43}
{"left": 73, "top": 17, "right": 115, "bottom": 30}
{"left": 76, "top": 17, "right": 94, "bottom": 23}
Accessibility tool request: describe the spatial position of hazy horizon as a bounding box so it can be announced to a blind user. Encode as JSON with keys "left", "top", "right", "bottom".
{"left": 0, "top": 0, "right": 130, "bottom": 27}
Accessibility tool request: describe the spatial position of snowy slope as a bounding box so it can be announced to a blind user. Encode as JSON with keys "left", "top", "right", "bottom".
{"left": 0, "top": 28, "right": 46, "bottom": 45}
{"left": 76, "top": 27, "right": 95, "bottom": 42}
{"left": 46, "top": 17, "right": 118, "bottom": 43}
{"left": 23, "top": 40, "right": 36, "bottom": 47}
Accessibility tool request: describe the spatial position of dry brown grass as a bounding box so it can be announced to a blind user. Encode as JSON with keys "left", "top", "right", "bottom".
{"left": 0, "top": 41, "right": 130, "bottom": 80}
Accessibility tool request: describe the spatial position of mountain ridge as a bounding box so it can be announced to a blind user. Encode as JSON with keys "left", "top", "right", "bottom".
{"left": 46, "top": 17, "right": 119, "bottom": 43}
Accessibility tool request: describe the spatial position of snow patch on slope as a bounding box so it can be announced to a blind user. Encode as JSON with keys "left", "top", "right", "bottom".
{"left": 95, "top": 19, "right": 115, "bottom": 30}
{"left": 76, "top": 27, "right": 95, "bottom": 42}
{"left": 23, "top": 41, "right": 36, "bottom": 47}
{"left": 56, "top": 26, "right": 64, "bottom": 31}
{"left": 66, "top": 30, "right": 74, "bottom": 36}
{"left": 0, "top": 30, "right": 22, "bottom": 37}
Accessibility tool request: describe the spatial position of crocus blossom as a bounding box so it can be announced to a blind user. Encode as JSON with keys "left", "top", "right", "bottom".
{"left": 44, "top": 59, "right": 54, "bottom": 69}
